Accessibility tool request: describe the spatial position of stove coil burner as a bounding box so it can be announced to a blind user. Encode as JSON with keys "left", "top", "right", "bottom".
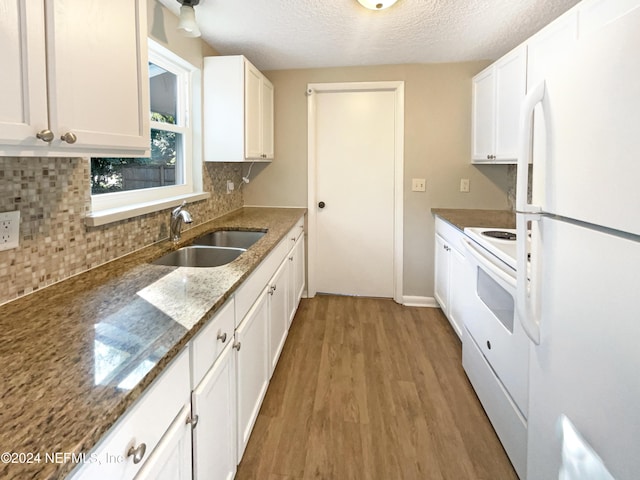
{"left": 481, "top": 230, "right": 517, "bottom": 241}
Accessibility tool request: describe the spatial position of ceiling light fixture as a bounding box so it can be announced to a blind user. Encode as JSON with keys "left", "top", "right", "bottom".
{"left": 356, "top": 0, "right": 399, "bottom": 10}
{"left": 177, "top": 0, "right": 201, "bottom": 38}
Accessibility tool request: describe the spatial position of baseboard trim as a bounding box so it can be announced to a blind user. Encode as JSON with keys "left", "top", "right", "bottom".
{"left": 402, "top": 296, "right": 439, "bottom": 308}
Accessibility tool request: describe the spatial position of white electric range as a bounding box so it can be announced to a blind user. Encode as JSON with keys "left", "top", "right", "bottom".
{"left": 463, "top": 227, "right": 517, "bottom": 271}
{"left": 459, "top": 225, "right": 529, "bottom": 477}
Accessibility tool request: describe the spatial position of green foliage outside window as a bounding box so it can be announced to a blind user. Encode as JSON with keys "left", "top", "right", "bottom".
{"left": 91, "top": 112, "right": 178, "bottom": 194}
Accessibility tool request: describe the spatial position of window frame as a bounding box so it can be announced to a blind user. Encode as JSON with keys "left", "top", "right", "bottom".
{"left": 88, "top": 38, "right": 204, "bottom": 219}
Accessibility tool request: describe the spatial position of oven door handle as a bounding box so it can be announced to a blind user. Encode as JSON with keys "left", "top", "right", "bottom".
{"left": 462, "top": 239, "right": 516, "bottom": 289}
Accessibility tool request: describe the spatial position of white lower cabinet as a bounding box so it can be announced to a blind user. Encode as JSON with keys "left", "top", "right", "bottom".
{"left": 134, "top": 406, "right": 193, "bottom": 480}
{"left": 235, "top": 288, "right": 270, "bottom": 461}
{"left": 287, "top": 234, "right": 305, "bottom": 327}
{"left": 69, "top": 348, "right": 191, "bottom": 480}
{"left": 268, "top": 260, "right": 289, "bottom": 378}
{"left": 192, "top": 341, "right": 237, "bottom": 480}
{"left": 433, "top": 217, "right": 468, "bottom": 339}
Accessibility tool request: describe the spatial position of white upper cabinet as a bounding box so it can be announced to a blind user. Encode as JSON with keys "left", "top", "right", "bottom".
{"left": 261, "top": 77, "right": 275, "bottom": 159}
{"left": 0, "top": 0, "right": 150, "bottom": 157}
{"left": 203, "top": 55, "right": 274, "bottom": 162}
{"left": 0, "top": 1, "right": 48, "bottom": 149}
{"left": 471, "top": 45, "right": 527, "bottom": 164}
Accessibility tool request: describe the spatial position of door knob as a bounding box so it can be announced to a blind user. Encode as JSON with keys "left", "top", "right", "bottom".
{"left": 318, "top": 201, "right": 325, "bottom": 209}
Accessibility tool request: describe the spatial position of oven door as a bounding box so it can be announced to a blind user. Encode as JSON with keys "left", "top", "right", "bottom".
{"left": 463, "top": 238, "right": 530, "bottom": 418}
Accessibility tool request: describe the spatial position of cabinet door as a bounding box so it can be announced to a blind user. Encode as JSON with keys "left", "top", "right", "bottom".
{"left": 244, "top": 61, "right": 262, "bottom": 159}
{"left": 434, "top": 234, "right": 450, "bottom": 315}
{"left": 45, "top": 0, "right": 150, "bottom": 152}
{"left": 268, "top": 260, "right": 289, "bottom": 377}
{"left": 0, "top": 0, "right": 48, "bottom": 148}
{"left": 192, "top": 342, "right": 237, "bottom": 480}
{"left": 447, "top": 245, "right": 467, "bottom": 340}
{"left": 288, "top": 235, "right": 305, "bottom": 327}
{"left": 134, "top": 406, "right": 193, "bottom": 480}
{"left": 494, "top": 46, "right": 527, "bottom": 161}
{"left": 471, "top": 68, "right": 495, "bottom": 161}
{"left": 261, "top": 77, "right": 274, "bottom": 159}
{"left": 236, "top": 289, "right": 269, "bottom": 461}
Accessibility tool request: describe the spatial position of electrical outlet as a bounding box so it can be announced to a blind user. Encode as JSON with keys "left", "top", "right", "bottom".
{"left": 226, "top": 180, "right": 235, "bottom": 194}
{"left": 0, "top": 210, "right": 20, "bottom": 251}
{"left": 412, "top": 178, "right": 426, "bottom": 192}
{"left": 460, "top": 178, "right": 470, "bottom": 193}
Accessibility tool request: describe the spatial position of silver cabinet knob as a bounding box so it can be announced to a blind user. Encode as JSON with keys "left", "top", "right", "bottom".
{"left": 127, "top": 442, "right": 147, "bottom": 464}
{"left": 233, "top": 341, "right": 241, "bottom": 351}
{"left": 60, "top": 132, "right": 77, "bottom": 144}
{"left": 36, "top": 129, "right": 54, "bottom": 142}
{"left": 186, "top": 414, "right": 199, "bottom": 429}
{"left": 217, "top": 331, "right": 227, "bottom": 343}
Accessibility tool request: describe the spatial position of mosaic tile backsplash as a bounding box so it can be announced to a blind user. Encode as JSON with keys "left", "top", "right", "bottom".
{"left": 0, "top": 157, "right": 244, "bottom": 305}
{"left": 506, "top": 164, "right": 532, "bottom": 211}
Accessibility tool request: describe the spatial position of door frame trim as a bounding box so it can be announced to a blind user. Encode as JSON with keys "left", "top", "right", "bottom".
{"left": 306, "top": 81, "right": 404, "bottom": 303}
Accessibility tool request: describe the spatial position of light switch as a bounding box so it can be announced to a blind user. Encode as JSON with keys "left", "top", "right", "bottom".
{"left": 412, "top": 178, "right": 426, "bottom": 192}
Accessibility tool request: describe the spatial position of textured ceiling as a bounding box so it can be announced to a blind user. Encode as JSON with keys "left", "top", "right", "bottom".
{"left": 157, "top": 0, "right": 581, "bottom": 71}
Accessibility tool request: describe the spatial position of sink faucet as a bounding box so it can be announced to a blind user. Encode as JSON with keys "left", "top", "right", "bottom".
{"left": 170, "top": 201, "right": 193, "bottom": 243}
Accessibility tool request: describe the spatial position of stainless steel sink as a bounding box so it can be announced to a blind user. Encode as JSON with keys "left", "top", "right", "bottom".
{"left": 193, "top": 230, "right": 266, "bottom": 249}
{"left": 152, "top": 246, "right": 245, "bottom": 268}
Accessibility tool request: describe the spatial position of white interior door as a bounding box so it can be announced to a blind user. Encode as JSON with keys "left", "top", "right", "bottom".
{"left": 313, "top": 88, "right": 396, "bottom": 297}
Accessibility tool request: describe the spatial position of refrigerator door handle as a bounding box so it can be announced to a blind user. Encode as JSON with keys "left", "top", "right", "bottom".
{"left": 516, "top": 81, "right": 545, "bottom": 214}
{"left": 517, "top": 213, "right": 541, "bottom": 345}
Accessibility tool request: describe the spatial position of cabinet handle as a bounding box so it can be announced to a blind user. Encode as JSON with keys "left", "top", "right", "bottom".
{"left": 486, "top": 340, "right": 492, "bottom": 350}
{"left": 186, "top": 414, "right": 199, "bottom": 429}
{"left": 233, "top": 341, "right": 241, "bottom": 351}
{"left": 217, "top": 331, "right": 227, "bottom": 343}
{"left": 36, "top": 129, "right": 54, "bottom": 143}
{"left": 289, "top": 256, "right": 294, "bottom": 261}
{"left": 60, "top": 132, "right": 77, "bottom": 144}
{"left": 127, "top": 442, "right": 147, "bottom": 464}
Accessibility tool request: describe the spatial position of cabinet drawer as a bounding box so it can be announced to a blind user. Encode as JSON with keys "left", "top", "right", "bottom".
{"left": 290, "top": 217, "right": 305, "bottom": 243}
{"left": 435, "top": 217, "right": 465, "bottom": 251}
{"left": 462, "top": 328, "right": 527, "bottom": 479}
{"left": 191, "top": 298, "right": 235, "bottom": 388}
{"left": 69, "top": 348, "right": 190, "bottom": 480}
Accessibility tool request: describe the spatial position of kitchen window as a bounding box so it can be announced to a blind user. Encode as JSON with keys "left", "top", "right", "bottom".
{"left": 87, "top": 39, "right": 206, "bottom": 225}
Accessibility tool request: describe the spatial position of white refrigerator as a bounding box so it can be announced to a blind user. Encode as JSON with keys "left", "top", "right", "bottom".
{"left": 515, "top": 6, "right": 640, "bottom": 480}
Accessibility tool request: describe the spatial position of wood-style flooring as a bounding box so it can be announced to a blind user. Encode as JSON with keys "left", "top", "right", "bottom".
{"left": 236, "top": 295, "right": 517, "bottom": 480}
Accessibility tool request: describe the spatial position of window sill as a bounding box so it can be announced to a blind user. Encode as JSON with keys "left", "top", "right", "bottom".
{"left": 85, "top": 192, "right": 211, "bottom": 227}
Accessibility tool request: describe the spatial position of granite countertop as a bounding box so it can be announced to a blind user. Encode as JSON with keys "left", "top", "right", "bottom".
{"left": 431, "top": 208, "right": 516, "bottom": 231}
{"left": 0, "top": 206, "right": 306, "bottom": 480}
